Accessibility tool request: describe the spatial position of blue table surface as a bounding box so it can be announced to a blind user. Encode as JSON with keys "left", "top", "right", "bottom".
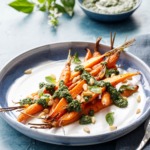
{"left": 0, "top": 0, "right": 150, "bottom": 149}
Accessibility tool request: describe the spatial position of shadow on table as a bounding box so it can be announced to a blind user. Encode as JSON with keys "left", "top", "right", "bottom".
{"left": 0, "top": 117, "right": 115, "bottom": 150}
{"left": 78, "top": 15, "right": 140, "bottom": 37}
{"left": 34, "top": 140, "right": 115, "bottom": 150}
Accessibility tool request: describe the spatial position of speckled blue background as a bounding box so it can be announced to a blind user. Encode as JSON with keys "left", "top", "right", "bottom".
{"left": 0, "top": 0, "right": 150, "bottom": 149}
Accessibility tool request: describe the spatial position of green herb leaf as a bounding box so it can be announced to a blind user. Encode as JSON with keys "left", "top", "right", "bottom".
{"left": 38, "top": 0, "right": 45, "bottom": 3}
{"left": 89, "top": 86, "right": 102, "bottom": 94}
{"left": 45, "top": 75, "right": 56, "bottom": 84}
{"left": 55, "top": 4, "right": 66, "bottom": 13}
{"left": 61, "top": 0, "right": 75, "bottom": 8}
{"left": 9, "top": 0, "right": 35, "bottom": 14}
{"left": 61, "top": 0, "right": 75, "bottom": 16}
{"left": 39, "top": 5, "right": 46, "bottom": 11}
{"left": 105, "top": 68, "right": 119, "bottom": 78}
{"left": 105, "top": 112, "right": 114, "bottom": 126}
{"left": 72, "top": 52, "right": 81, "bottom": 64}
{"left": 47, "top": 0, "right": 55, "bottom": 5}
{"left": 119, "top": 85, "right": 136, "bottom": 93}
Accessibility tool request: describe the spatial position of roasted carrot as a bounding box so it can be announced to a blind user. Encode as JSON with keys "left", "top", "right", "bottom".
{"left": 70, "top": 55, "right": 105, "bottom": 80}
{"left": 70, "top": 80, "right": 86, "bottom": 98}
{"left": 48, "top": 98, "right": 59, "bottom": 116}
{"left": 48, "top": 98, "right": 67, "bottom": 119}
{"left": 101, "top": 92, "right": 112, "bottom": 106}
{"left": 83, "top": 84, "right": 138, "bottom": 116}
{"left": 59, "top": 51, "right": 71, "bottom": 85}
{"left": 81, "top": 72, "right": 140, "bottom": 104}
{"left": 17, "top": 103, "right": 43, "bottom": 123}
{"left": 90, "top": 64, "right": 103, "bottom": 76}
{"left": 82, "top": 99, "right": 111, "bottom": 115}
{"left": 121, "top": 85, "right": 139, "bottom": 97}
{"left": 96, "top": 65, "right": 106, "bottom": 80}
{"left": 68, "top": 82, "right": 78, "bottom": 90}
{"left": 70, "top": 39, "right": 135, "bottom": 81}
{"left": 104, "top": 72, "right": 140, "bottom": 86}
{"left": 17, "top": 38, "right": 138, "bottom": 128}
{"left": 90, "top": 50, "right": 120, "bottom": 77}
{"left": 106, "top": 51, "right": 120, "bottom": 68}
{"left": 84, "top": 48, "right": 93, "bottom": 61}
{"left": 56, "top": 112, "right": 81, "bottom": 127}
{"left": 93, "top": 37, "right": 102, "bottom": 57}
{"left": 47, "top": 80, "right": 86, "bottom": 120}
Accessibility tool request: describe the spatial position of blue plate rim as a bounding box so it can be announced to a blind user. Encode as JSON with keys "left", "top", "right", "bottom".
{"left": 77, "top": 0, "right": 142, "bottom": 16}
{"left": 0, "top": 41, "right": 150, "bottom": 145}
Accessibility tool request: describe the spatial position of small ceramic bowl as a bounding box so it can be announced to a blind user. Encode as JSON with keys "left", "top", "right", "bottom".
{"left": 78, "top": 0, "right": 142, "bottom": 22}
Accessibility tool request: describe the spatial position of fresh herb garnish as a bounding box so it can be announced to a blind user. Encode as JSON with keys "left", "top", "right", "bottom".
{"left": 61, "top": 0, "right": 75, "bottom": 16}
{"left": 119, "top": 85, "right": 136, "bottom": 93}
{"left": 72, "top": 52, "right": 81, "bottom": 64}
{"left": 81, "top": 70, "right": 95, "bottom": 85}
{"left": 79, "top": 115, "right": 92, "bottom": 125}
{"left": 9, "top": 0, "right": 34, "bottom": 13}
{"left": 105, "top": 68, "right": 119, "bottom": 78}
{"left": 8, "top": 0, "right": 75, "bottom": 27}
{"left": 105, "top": 112, "right": 114, "bottom": 126}
{"left": 53, "top": 80, "right": 81, "bottom": 111}
{"left": 45, "top": 75, "right": 56, "bottom": 84}
{"left": 89, "top": 85, "right": 102, "bottom": 94}
{"left": 76, "top": 66, "right": 128, "bottom": 108}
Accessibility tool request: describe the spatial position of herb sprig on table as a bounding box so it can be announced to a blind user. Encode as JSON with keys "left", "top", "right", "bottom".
{"left": 8, "top": 0, "right": 75, "bottom": 27}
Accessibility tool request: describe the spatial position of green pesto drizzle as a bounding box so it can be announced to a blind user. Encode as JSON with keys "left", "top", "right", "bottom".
{"left": 74, "top": 65, "right": 128, "bottom": 108}
{"left": 39, "top": 82, "right": 55, "bottom": 95}
{"left": 79, "top": 115, "right": 92, "bottom": 125}
{"left": 105, "top": 68, "right": 119, "bottom": 78}
{"left": 53, "top": 80, "right": 81, "bottom": 112}
{"left": 19, "top": 98, "right": 34, "bottom": 106}
{"left": 53, "top": 80, "right": 73, "bottom": 103}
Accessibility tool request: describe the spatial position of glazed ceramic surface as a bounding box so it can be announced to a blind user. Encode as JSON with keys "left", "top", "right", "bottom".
{"left": 0, "top": 42, "right": 150, "bottom": 145}
{"left": 78, "top": 0, "right": 142, "bottom": 22}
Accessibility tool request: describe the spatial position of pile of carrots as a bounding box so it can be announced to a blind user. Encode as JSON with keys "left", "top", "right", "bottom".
{"left": 16, "top": 37, "right": 140, "bottom": 129}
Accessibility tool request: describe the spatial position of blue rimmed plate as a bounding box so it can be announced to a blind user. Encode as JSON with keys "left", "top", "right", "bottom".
{"left": 0, "top": 42, "right": 150, "bottom": 145}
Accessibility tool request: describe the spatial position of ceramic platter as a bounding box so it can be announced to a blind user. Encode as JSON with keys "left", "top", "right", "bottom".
{"left": 0, "top": 42, "right": 150, "bottom": 145}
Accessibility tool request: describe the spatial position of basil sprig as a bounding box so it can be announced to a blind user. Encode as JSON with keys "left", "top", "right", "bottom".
{"left": 9, "top": 0, "right": 34, "bottom": 13}
{"left": 9, "top": 0, "right": 75, "bottom": 27}
{"left": 72, "top": 52, "right": 81, "bottom": 64}
{"left": 105, "top": 112, "right": 114, "bottom": 126}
